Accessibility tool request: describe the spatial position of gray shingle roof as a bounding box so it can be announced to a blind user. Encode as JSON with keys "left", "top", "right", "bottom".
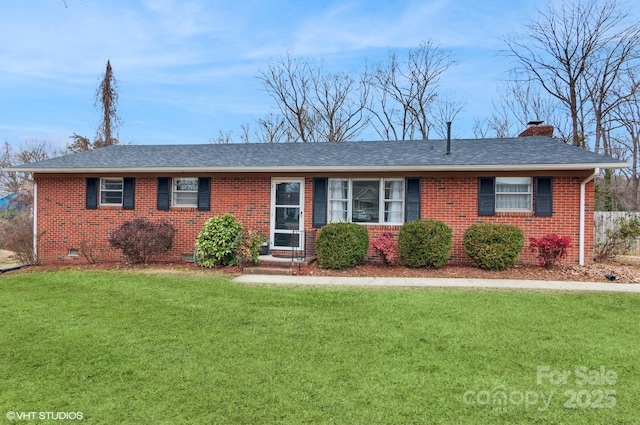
{"left": 7, "top": 137, "right": 627, "bottom": 173}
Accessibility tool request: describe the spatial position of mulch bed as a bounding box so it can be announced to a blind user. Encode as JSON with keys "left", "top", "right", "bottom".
{"left": 6, "top": 257, "right": 640, "bottom": 284}
{"left": 297, "top": 260, "right": 640, "bottom": 284}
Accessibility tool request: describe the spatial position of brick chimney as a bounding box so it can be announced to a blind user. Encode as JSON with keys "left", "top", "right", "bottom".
{"left": 518, "top": 120, "right": 554, "bottom": 138}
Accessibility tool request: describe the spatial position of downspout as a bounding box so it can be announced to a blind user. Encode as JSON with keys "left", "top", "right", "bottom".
{"left": 579, "top": 168, "right": 599, "bottom": 266}
{"left": 32, "top": 181, "right": 38, "bottom": 264}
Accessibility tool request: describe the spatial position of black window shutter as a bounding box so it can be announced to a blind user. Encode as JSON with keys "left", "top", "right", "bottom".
{"left": 535, "top": 177, "right": 553, "bottom": 217}
{"left": 197, "top": 177, "right": 211, "bottom": 211}
{"left": 123, "top": 177, "right": 135, "bottom": 210}
{"left": 312, "top": 178, "right": 328, "bottom": 228}
{"left": 405, "top": 178, "right": 421, "bottom": 222}
{"left": 157, "top": 177, "right": 170, "bottom": 211}
{"left": 86, "top": 178, "right": 98, "bottom": 210}
{"left": 478, "top": 177, "right": 495, "bottom": 216}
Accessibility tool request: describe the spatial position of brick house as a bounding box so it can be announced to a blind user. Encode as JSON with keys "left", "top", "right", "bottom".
{"left": 8, "top": 128, "right": 626, "bottom": 266}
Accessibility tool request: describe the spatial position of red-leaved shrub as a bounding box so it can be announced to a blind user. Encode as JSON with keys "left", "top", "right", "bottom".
{"left": 529, "top": 234, "right": 572, "bottom": 269}
{"left": 371, "top": 231, "right": 399, "bottom": 266}
{"left": 109, "top": 219, "right": 176, "bottom": 264}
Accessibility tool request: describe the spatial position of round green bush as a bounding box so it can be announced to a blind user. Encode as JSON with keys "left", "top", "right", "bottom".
{"left": 316, "top": 222, "right": 369, "bottom": 269}
{"left": 398, "top": 220, "right": 452, "bottom": 268}
{"left": 463, "top": 223, "right": 525, "bottom": 270}
{"left": 195, "top": 213, "right": 243, "bottom": 268}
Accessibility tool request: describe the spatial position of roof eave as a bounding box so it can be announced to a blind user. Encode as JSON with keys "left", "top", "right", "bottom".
{"left": 7, "top": 162, "right": 628, "bottom": 174}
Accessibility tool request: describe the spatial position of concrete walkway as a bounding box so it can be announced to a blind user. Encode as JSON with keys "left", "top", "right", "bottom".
{"left": 233, "top": 275, "right": 640, "bottom": 293}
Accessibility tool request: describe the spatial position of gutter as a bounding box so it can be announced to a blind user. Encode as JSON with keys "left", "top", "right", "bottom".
{"left": 4, "top": 163, "right": 628, "bottom": 174}
{"left": 579, "top": 168, "right": 600, "bottom": 266}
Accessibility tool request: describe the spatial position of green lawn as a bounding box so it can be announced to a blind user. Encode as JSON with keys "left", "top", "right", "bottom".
{"left": 1, "top": 269, "right": 639, "bottom": 424}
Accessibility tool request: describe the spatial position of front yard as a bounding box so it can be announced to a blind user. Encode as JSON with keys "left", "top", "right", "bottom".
{"left": 1, "top": 269, "right": 639, "bottom": 424}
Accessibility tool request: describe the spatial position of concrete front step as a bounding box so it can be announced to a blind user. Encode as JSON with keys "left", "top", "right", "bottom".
{"left": 241, "top": 266, "right": 296, "bottom": 275}
{"left": 241, "top": 256, "right": 316, "bottom": 275}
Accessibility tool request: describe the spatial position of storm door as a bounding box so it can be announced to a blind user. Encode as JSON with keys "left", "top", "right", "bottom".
{"left": 270, "top": 179, "right": 304, "bottom": 250}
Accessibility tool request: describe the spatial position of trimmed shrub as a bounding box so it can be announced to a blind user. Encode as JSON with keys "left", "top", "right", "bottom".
{"left": 398, "top": 220, "right": 452, "bottom": 268}
{"left": 109, "top": 218, "right": 176, "bottom": 264}
{"left": 463, "top": 223, "right": 524, "bottom": 270}
{"left": 316, "top": 222, "right": 369, "bottom": 269}
{"left": 371, "top": 231, "right": 399, "bottom": 266}
{"left": 529, "top": 234, "right": 572, "bottom": 269}
{"left": 195, "top": 213, "right": 242, "bottom": 268}
{"left": 235, "top": 228, "right": 267, "bottom": 270}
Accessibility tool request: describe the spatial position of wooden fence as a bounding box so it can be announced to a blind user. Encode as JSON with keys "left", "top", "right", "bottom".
{"left": 594, "top": 211, "right": 640, "bottom": 255}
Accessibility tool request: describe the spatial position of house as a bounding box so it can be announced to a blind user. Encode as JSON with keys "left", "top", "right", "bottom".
{"left": 5, "top": 126, "right": 627, "bottom": 266}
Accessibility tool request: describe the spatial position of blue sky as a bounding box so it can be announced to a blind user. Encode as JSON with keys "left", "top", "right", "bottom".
{"left": 1, "top": 0, "right": 553, "bottom": 150}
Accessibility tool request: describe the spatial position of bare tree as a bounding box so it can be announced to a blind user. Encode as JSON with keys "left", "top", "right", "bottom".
{"left": 94, "top": 60, "right": 121, "bottom": 148}
{"left": 0, "top": 141, "right": 21, "bottom": 195}
{"left": 258, "top": 52, "right": 318, "bottom": 143}
{"left": 209, "top": 130, "right": 233, "bottom": 144}
{"left": 474, "top": 80, "right": 571, "bottom": 140}
{"left": 239, "top": 123, "right": 251, "bottom": 144}
{"left": 505, "top": 80, "right": 556, "bottom": 130}
{"left": 368, "top": 41, "right": 455, "bottom": 140}
{"left": 431, "top": 94, "right": 465, "bottom": 139}
{"left": 258, "top": 51, "right": 370, "bottom": 143}
{"left": 473, "top": 96, "right": 513, "bottom": 139}
{"left": 257, "top": 44, "right": 455, "bottom": 143}
{"left": 609, "top": 70, "right": 640, "bottom": 210}
{"left": 0, "top": 140, "right": 52, "bottom": 209}
{"left": 255, "top": 113, "right": 292, "bottom": 143}
{"left": 584, "top": 20, "right": 640, "bottom": 155}
{"left": 504, "top": 0, "right": 637, "bottom": 148}
{"left": 312, "top": 71, "right": 369, "bottom": 142}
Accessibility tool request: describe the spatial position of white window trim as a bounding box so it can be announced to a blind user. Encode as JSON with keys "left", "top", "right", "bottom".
{"left": 383, "top": 178, "right": 405, "bottom": 224}
{"left": 99, "top": 177, "right": 123, "bottom": 206}
{"left": 328, "top": 179, "right": 348, "bottom": 223}
{"left": 495, "top": 177, "right": 532, "bottom": 212}
{"left": 172, "top": 177, "right": 198, "bottom": 207}
{"left": 328, "top": 178, "right": 404, "bottom": 225}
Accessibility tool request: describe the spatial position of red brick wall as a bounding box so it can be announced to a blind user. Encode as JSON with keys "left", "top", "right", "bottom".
{"left": 365, "top": 176, "right": 594, "bottom": 265}
{"left": 35, "top": 176, "right": 272, "bottom": 264}
{"left": 34, "top": 174, "right": 594, "bottom": 266}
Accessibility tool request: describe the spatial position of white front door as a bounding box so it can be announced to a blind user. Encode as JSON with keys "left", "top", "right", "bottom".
{"left": 270, "top": 179, "right": 304, "bottom": 251}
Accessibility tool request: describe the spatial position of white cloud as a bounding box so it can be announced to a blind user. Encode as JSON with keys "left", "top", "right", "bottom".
{"left": 272, "top": 0, "right": 511, "bottom": 57}
{"left": 2, "top": 0, "right": 634, "bottom": 145}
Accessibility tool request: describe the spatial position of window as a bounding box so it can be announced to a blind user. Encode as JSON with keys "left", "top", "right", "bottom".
{"left": 352, "top": 180, "right": 379, "bottom": 222}
{"left": 478, "top": 176, "right": 552, "bottom": 217}
{"left": 172, "top": 177, "right": 198, "bottom": 207}
{"left": 495, "top": 177, "right": 532, "bottom": 211}
{"left": 328, "top": 179, "right": 348, "bottom": 222}
{"left": 100, "top": 178, "right": 123, "bottom": 205}
{"left": 384, "top": 179, "right": 404, "bottom": 223}
{"left": 328, "top": 178, "right": 404, "bottom": 224}
{"left": 157, "top": 177, "right": 209, "bottom": 211}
